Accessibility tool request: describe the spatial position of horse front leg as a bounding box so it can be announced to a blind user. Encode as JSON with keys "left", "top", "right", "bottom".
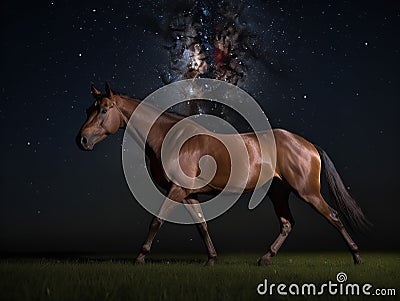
{"left": 135, "top": 184, "right": 187, "bottom": 264}
{"left": 183, "top": 198, "right": 217, "bottom": 266}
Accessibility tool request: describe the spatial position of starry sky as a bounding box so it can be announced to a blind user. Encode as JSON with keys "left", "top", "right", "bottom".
{"left": 1, "top": 0, "right": 399, "bottom": 254}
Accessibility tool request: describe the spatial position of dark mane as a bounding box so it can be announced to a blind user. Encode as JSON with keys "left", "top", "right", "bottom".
{"left": 117, "top": 92, "right": 188, "bottom": 121}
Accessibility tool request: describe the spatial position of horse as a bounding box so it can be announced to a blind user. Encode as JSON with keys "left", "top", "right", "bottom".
{"left": 78, "top": 83, "right": 369, "bottom": 266}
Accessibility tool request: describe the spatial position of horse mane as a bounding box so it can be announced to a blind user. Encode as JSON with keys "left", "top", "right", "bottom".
{"left": 116, "top": 91, "right": 188, "bottom": 121}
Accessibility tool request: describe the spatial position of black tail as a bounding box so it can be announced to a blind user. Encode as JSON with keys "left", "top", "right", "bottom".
{"left": 315, "top": 145, "right": 371, "bottom": 232}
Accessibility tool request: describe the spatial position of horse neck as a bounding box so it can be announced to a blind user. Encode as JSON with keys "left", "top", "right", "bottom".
{"left": 114, "top": 95, "right": 180, "bottom": 158}
{"left": 111, "top": 95, "right": 136, "bottom": 124}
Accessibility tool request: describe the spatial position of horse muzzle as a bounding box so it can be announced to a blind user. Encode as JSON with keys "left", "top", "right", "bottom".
{"left": 80, "top": 135, "right": 94, "bottom": 150}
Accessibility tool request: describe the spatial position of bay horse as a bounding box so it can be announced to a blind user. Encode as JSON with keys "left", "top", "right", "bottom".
{"left": 78, "top": 83, "right": 369, "bottom": 266}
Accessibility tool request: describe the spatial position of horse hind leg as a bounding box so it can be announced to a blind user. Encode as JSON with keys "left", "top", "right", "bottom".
{"left": 298, "top": 191, "right": 362, "bottom": 264}
{"left": 259, "top": 179, "right": 294, "bottom": 266}
{"left": 329, "top": 205, "right": 362, "bottom": 264}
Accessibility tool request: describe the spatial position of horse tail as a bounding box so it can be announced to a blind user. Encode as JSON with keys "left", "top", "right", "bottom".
{"left": 315, "top": 145, "right": 370, "bottom": 232}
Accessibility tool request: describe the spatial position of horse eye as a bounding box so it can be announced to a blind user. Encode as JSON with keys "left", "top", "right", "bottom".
{"left": 101, "top": 108, "right": 108, "bottom": 114}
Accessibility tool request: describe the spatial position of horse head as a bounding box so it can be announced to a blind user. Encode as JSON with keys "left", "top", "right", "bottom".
{"left": 78, "top": 83, "right": 123, "bottom": 150}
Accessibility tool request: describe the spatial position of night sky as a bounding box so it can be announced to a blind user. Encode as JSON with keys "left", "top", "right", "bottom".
{"left": 1, "top": 0, "right": 399, "bottom": 254}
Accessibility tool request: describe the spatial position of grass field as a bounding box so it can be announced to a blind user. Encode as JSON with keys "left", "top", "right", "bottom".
{"left": 0, "top": 252, "right": 398, "bottom": 301}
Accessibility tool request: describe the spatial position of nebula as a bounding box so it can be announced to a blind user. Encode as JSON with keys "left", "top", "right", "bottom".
{"left": 163, "top": 0, "right": 258, "bottom": 86}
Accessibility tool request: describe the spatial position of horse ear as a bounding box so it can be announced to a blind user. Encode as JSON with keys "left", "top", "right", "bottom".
{"left": 91, "top": 85, "right": 102, "bottom": 98}
{"left": 105, "top": 82, "right": 113, "bottom": 98}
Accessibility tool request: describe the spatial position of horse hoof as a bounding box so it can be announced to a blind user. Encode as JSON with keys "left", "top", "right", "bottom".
{"left": 257, "top": 257, "right": 271, "bottom": 266}
{"left": 205, "top": 258, "right": 216, "bottom": 267}
{"left": 135, "top": 258, "right": 145, "bottom": 265}
{"left": 353, "top": 254, "right": 363, "bottom": 265}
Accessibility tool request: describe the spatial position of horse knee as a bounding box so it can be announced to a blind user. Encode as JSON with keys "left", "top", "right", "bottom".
{"left": 199, "top": 221, "right": 208, "bottom": 231}
{"left": 329, "top": 208, "right": 346, "bottom": 229}
{"left": 280, "top": 218, "right": 293, "bottom": 236}
{"left": 150, "top": 217, "right": 163, "bottom": 230}
{"left": 329, "top": 207, "right": 339, "bottom": 220}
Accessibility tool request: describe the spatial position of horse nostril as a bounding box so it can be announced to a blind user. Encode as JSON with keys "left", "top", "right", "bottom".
{"left": 81, "top": 136, "right": 88, "bottom": 146}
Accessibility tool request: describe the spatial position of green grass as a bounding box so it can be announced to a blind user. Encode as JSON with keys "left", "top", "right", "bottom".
{"left": 0, "top": 252, "right": 398, "bottom": 301}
